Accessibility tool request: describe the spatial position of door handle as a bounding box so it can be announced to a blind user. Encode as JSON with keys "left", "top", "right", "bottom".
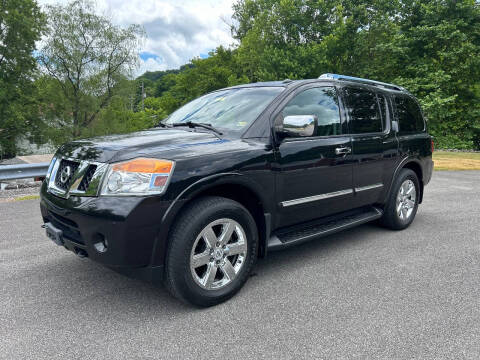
{"left": 335, "top": 147, "right": 352, "bottom": 156}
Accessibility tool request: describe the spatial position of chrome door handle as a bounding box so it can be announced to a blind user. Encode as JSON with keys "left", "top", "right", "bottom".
{"left": 335, "top": 147, "right": 352, "bottom": 156}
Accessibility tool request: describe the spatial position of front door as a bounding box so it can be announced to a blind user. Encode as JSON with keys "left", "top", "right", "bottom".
{"left": 273, "top": 85, "right": 354, "bottom": 228}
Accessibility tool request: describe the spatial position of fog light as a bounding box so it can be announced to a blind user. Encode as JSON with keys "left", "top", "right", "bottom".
{"left": 93, "top": 233, "right": 108, "bottom": 253}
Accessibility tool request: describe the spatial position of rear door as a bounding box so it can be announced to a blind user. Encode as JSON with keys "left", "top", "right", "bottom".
{"left": 273, "top": 85, "right": 354, "bottom": 228}
{"left": 341, "top": 86, "right": 399, "bottom": 207}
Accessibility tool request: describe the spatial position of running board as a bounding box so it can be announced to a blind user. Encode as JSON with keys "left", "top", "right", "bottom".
{"left": 267, "top": 206, "right": 383, "bottom": 251}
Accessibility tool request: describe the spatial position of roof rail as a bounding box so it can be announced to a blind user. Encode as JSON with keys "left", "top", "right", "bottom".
{"left": 319, "top": 73, "right": 406, "bottom": 92}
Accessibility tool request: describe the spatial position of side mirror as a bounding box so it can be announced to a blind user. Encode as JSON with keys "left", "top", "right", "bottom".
{"left": 278, "top": 115, "right": 318, "bottom": 138}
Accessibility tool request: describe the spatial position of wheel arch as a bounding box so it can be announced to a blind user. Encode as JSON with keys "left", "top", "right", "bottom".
{"left": 156, "top": 173, "right": 272, "bottom": 268}
{"left": 189, "top": 183, "right": 268, "bottom": 257}
{"left": 402, "top": 161, "right": 424, "bottom": 203}
{"left": 385, "top": 158, "right": 424, "bottom": 205}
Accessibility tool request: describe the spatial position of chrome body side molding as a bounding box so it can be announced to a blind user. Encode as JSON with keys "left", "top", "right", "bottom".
{"left": 280, "top": 189, "right": 353, "bottom": 208}
{"left": 354, "top": 183, "right": 383, "bottom": 192}
{"left": 280, "top": 183, "right": 384, "bottom": 208}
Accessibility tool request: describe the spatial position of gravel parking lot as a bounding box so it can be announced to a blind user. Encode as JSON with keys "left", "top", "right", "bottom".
{"left": 1, "top": 171, "right": 479, "bottom": 360}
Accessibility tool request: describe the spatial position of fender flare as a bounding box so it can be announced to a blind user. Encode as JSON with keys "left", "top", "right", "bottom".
{"left": 150, "top": 172, "right": 273, "bottom": 269}
{"left": 162, "top": 172, "right": 272, "bottom": 223}
{"left": 384, "top": 156, "right": 424, "bottom": 204}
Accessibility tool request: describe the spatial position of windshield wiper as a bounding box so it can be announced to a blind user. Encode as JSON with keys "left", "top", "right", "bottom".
{"left": 172, "top": 121, "right": 223, "bottom": 136}
{"left": 155, "top": 117, "right": 171, "bottom": 128}
{"left": 155, "top": 122, "right": 168, "bottom": 128}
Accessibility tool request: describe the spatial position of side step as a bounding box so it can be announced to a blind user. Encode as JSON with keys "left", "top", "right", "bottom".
{"left": 267, "top": 206, "right": 383, "bottom": 251}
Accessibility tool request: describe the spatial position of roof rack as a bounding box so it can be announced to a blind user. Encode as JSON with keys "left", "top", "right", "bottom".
{"left": 318, "top": 73, "right": 407, "bottom": 92}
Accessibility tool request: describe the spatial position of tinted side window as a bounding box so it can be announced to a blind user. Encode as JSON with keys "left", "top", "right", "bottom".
{"left": 282, "top": 87, "right": 341, "bottom": 136}
{"left": 343, "top": 87, "right": 382, "bottom": 134}
{"left": 395, "top": 96, "right": 425, "bottom": 133}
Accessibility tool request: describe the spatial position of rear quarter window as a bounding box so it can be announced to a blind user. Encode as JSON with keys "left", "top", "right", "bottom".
{"left": 395, "top": 96, "right": 425, "bottom": 133}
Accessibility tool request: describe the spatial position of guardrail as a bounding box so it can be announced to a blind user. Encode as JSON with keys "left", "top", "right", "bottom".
{"left": 0, "top": 163, "right": 50, "bottom": 181}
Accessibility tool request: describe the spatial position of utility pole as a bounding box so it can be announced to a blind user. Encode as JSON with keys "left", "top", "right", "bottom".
{"left": 141, "top": 81, "right": 145, "bottom": 111}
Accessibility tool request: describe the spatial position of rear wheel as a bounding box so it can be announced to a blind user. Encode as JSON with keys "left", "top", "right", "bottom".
{"left": 165, "top": 196, "right": 258, "bottom": 307}
{"left": 380, "top": 168, "right": 420, "bottom": 230}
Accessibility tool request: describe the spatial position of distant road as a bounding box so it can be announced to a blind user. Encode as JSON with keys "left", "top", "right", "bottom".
{"left": 1, "top": 171, "right": 479, "bottom": 359}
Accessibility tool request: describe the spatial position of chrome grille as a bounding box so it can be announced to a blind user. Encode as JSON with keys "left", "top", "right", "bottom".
{"left": 47, "top": 157, "right": 108, "bottom": 198}
{"left": 54, "top": 159, "right": 80, "bottom": 191}
{"left": 78, "top": 165, "right": 97, "bottom": 192}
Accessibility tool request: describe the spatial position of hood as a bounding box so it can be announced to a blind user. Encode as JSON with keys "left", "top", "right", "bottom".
{"left": 57, "top": 128, "right": 231, "bottom": 163}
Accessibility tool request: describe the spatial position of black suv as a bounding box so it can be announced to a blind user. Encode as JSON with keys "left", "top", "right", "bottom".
{"left": 40, "top": 73, "right": 433, "bottom": 307}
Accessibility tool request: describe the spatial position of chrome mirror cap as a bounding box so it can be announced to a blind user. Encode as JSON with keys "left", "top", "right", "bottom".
{"left": 281, "top": 115, "right": 318, "bottom": 137}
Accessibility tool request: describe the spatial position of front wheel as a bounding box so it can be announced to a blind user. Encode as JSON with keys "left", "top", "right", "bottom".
{"left": 164, "top": 196, "right": 258, "bottom": 307}
{"left": 380, "top": 168, "right": 420, "bottom": 230}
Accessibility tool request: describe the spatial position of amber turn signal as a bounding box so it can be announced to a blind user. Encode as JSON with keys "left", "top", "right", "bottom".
{"left": 112, "top": 158, "right": 173, "bottom": 174}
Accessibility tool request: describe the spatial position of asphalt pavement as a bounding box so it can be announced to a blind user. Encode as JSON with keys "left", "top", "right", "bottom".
{"left": 1, "top": 171, "right": 479, "bottom": 359}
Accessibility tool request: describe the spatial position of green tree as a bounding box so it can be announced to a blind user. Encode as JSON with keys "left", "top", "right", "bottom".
{"left": 83, "top": 95, "right": 165, "bottom": 138}
{"left": 143, "top": 47, "right": 248, "bottom": 115}
{"left": 38, "top": 0, "right": 145, "bottom": 138}
{"left": 0, "top": 0, "right": 45, "bottom": 158}
{"left": 231, "top": 0, "right": 480, "bottom": 149}
{"left": 383, "top": 0, "right": 480, "bottom": 149}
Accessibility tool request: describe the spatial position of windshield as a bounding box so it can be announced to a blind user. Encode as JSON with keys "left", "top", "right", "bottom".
{"left": 164, "top": 87, "right": 283, "bottom": 132}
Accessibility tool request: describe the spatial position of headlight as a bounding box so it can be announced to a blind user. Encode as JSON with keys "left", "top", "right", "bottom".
{"left": 45, "top": 157, "right": 57, "bottom": 180}
{"left": 100, "top": 158, "right": 174, "bottom": 196}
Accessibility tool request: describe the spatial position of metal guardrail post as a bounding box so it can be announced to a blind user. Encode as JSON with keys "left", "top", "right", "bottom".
{"left": 0, "top": 163, "right": 50, "bottom": 181}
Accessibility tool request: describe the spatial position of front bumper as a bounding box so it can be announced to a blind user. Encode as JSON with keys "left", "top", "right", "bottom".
{"left": 40, "top": 182, "right": 175, "bottom": 282}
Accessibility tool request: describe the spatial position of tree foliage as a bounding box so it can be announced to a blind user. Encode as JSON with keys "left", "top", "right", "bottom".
{"left": 144, "top": 0, "right": 480, "bottom": 149}
{"left": 3, "top": 0, "right": 480, "bottom": 156}
{"left": 38, "top": 0, "right": 144, "bottom": 137}
{"left": 134, "top": 47, "right": 248, "bottom": 115}
{"left": 229, "top": 0, "right": 480, "bottom": 149}
{"left": 0, "top": 0, "right": 45, "bottom": 158}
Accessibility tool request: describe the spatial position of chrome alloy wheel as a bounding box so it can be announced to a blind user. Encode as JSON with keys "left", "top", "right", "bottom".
{"left": 396, "top": 179, "right": 416, "bottom": 221}
{"left": 190, "top": 218, "right": 248, "bottom": 290}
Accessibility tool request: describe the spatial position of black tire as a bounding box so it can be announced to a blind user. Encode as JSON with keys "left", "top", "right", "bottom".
{"left": 380, "top": 168, "right": 420, "bottom": 230}
{"left": 164, "top": 196, "right": 258, "bottom": 307}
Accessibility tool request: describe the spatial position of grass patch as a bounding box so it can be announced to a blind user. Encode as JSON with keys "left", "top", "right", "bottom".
{"left": 14, "top": 194, "right": 40, "bottom": 201}
{"left": 433, "top": 151, "right": 480, "bottom": 171}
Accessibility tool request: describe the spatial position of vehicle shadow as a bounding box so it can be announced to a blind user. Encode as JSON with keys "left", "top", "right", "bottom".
{"left": 45, "top": 222, "right": 388, "bottom": 314}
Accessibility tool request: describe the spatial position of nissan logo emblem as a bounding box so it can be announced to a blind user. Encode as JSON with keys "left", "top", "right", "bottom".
{"left": 60, "top": 166, "right": 72, "bottom": 184}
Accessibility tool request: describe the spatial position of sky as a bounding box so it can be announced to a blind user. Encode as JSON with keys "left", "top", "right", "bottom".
{"left": 37, "top": 0, "right": 237, "bottom": 76}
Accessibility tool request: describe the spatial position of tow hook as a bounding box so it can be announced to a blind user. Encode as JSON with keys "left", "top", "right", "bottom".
{"left": 75, "top": 248, "right": 88, "bottom": 258}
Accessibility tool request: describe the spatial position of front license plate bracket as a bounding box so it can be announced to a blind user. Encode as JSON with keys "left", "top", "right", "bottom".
{"left": 44, "top": 222, "right": 64, "bottom": 246}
